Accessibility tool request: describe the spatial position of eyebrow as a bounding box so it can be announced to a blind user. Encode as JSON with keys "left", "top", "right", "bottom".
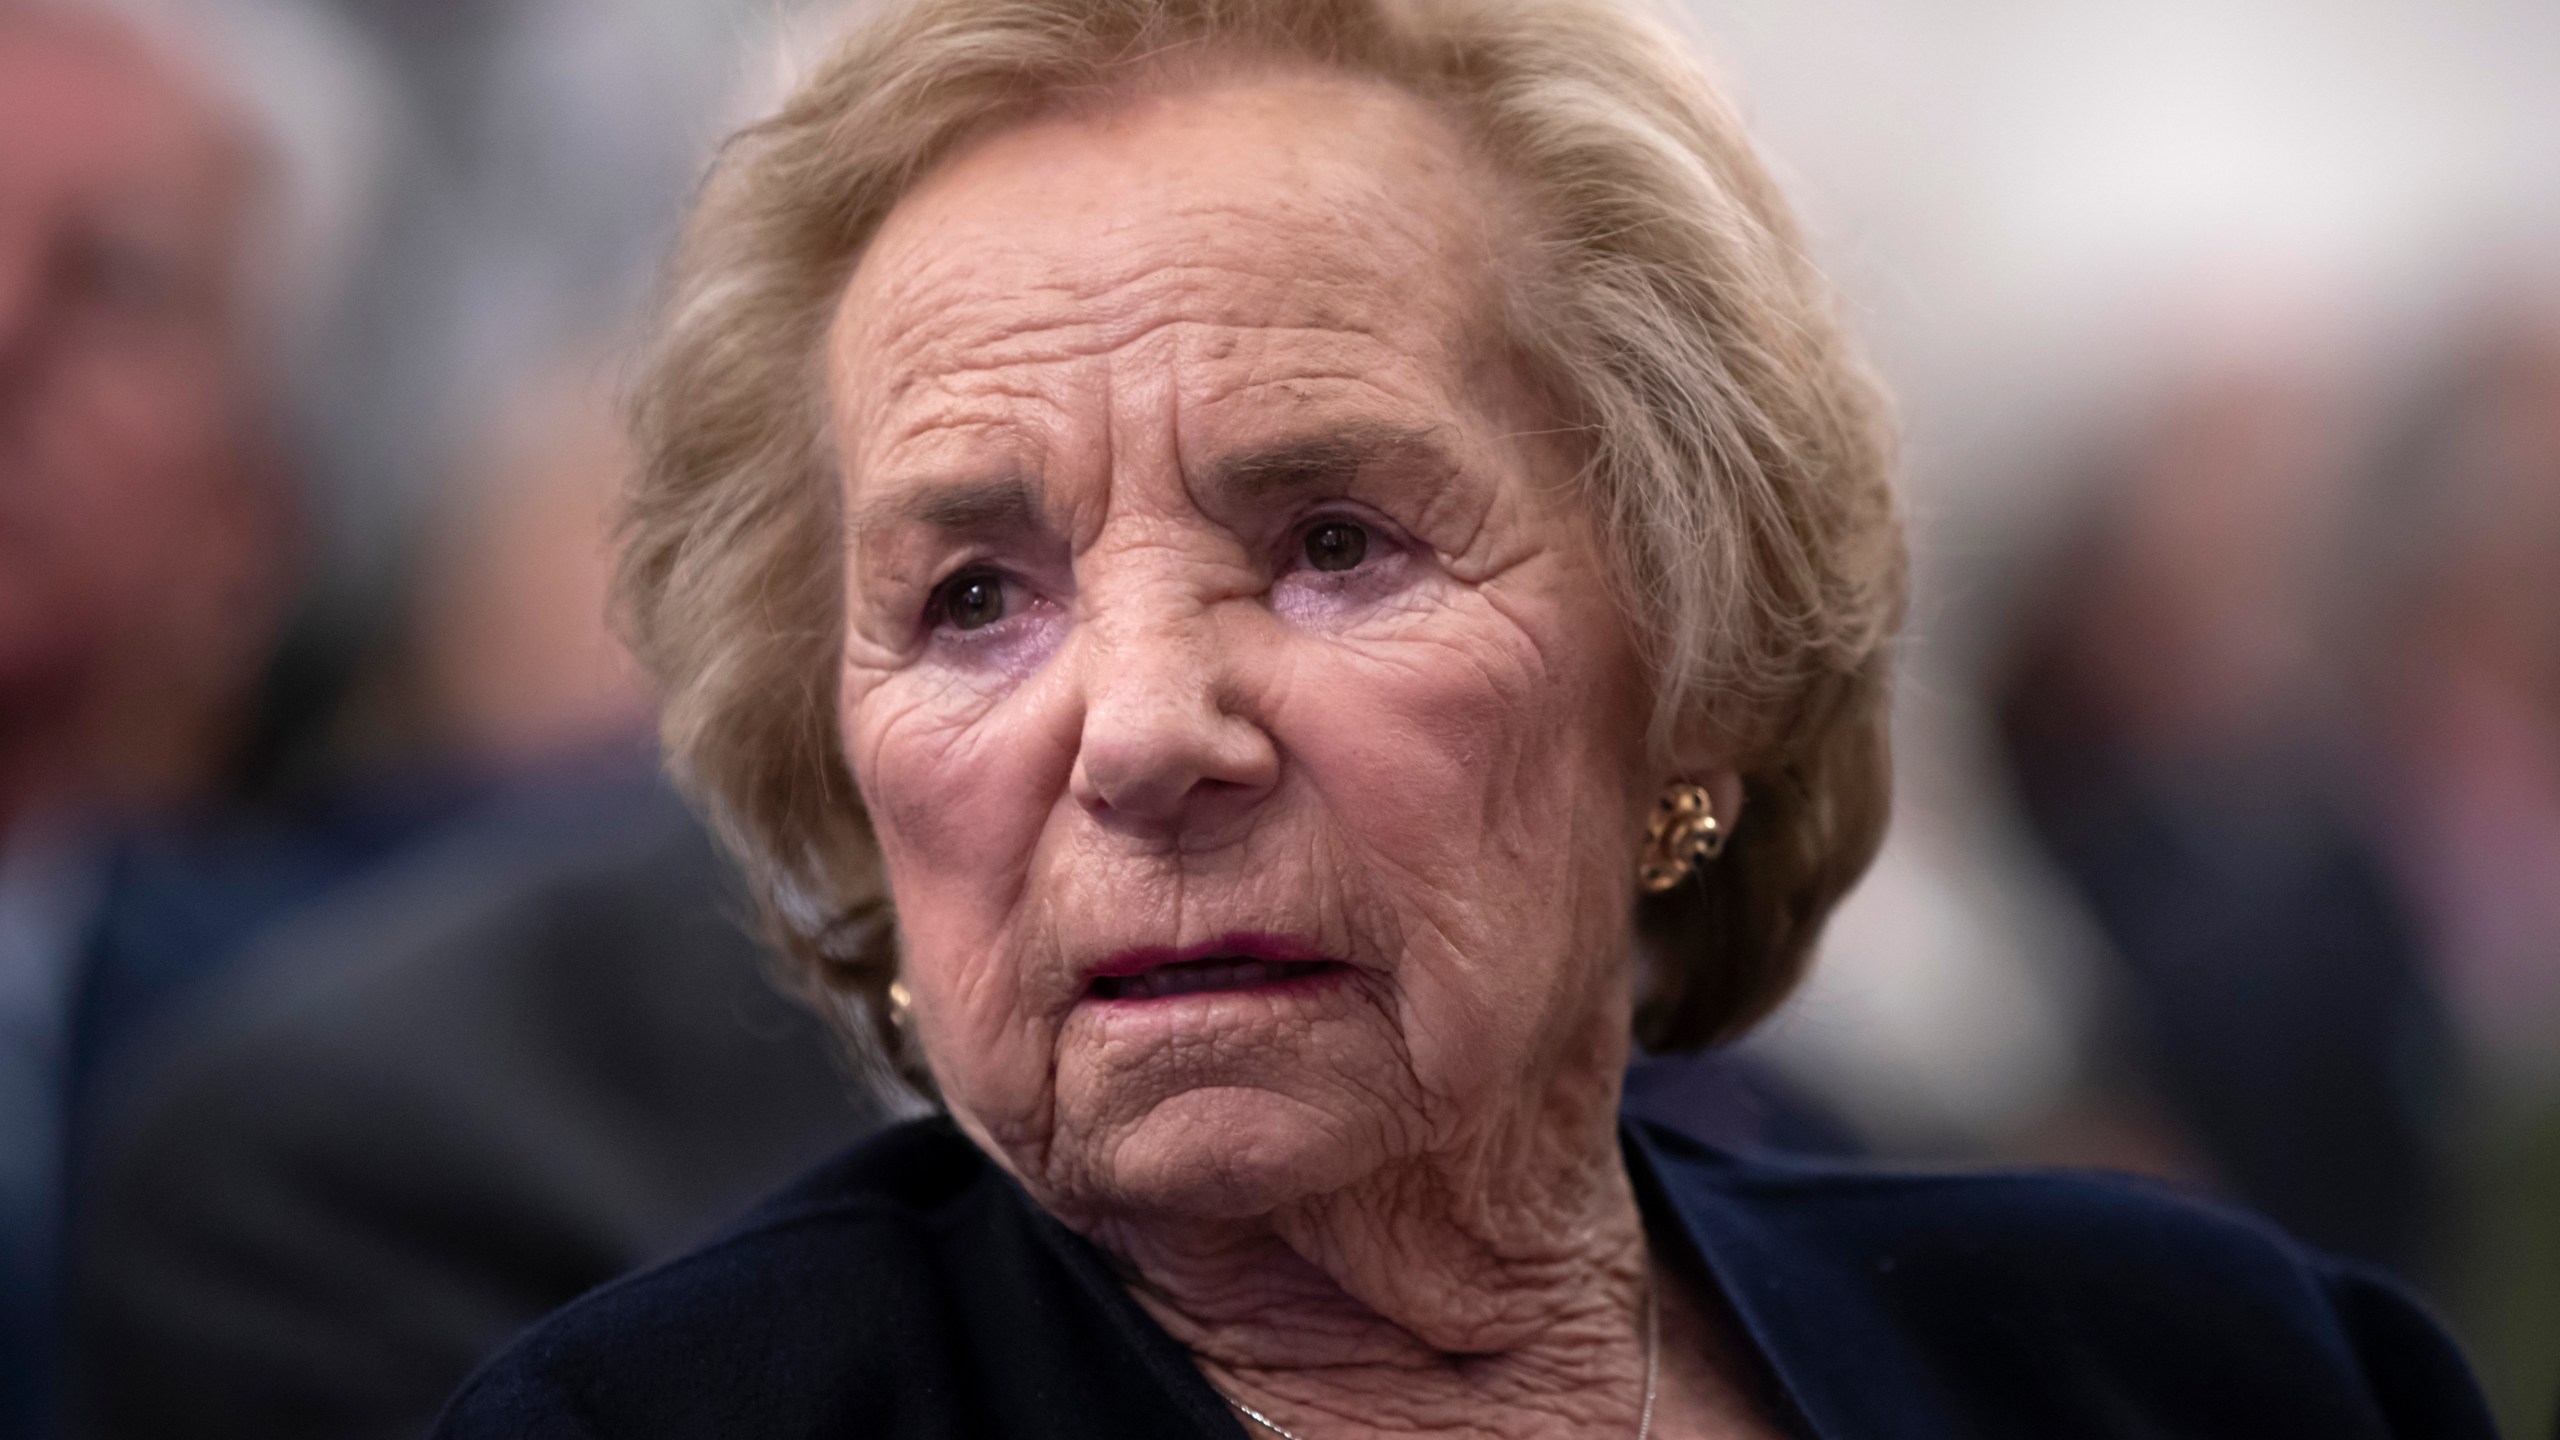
{"left": 847, "top": 423, "right": 1457, "bottom": 540}
{"left": 849, "top": 473, "right": 1043, "bottom": 541}
{"left": 1202, "top": 423, "right": 1456, "bottom": 506}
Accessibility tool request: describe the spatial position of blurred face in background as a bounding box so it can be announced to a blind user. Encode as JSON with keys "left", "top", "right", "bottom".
{"left": 2074, "top": 353, "right": 2352, "bottom": 754}
{"left": 0, "top": 8, "right": 291, "bottom": 822}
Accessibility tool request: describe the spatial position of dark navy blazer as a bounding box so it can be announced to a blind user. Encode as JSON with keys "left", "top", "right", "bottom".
{"left": 435, "top": 1115, "right": 2494, "bottom": 1438}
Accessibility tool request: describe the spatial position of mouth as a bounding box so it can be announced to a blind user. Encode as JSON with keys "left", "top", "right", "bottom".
{"left": 1082, "top": 934, "right": 1347, "bottom": 1003}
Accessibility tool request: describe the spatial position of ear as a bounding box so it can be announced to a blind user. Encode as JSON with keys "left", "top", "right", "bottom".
{"left": 1658, "top": 712, "right": 1746, "bottom": 839}
{"left": 1696, "top": 767, "right": 1745, "bottom": 840}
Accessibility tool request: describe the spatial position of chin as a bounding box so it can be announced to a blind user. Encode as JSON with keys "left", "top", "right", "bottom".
{"left": 1093, "top": 1086, "right": 1379, "bottom": 1220}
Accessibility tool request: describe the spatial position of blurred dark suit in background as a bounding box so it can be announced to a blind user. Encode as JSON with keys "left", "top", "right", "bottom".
{"left": 1993, "top": 355, "right": 2457, "bottom": 1277}
{"left": 63, "top": 768, "right": 891, "bottom": 1439}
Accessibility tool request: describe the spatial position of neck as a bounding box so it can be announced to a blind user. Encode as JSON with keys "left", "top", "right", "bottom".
{"left": 1087, "top": 1053, "right": 1656, "bottom": 1438}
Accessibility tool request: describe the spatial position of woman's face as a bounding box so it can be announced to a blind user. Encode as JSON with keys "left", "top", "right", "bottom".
{"left": 831, "top": 72, "right": 1659, "bottom": 1222}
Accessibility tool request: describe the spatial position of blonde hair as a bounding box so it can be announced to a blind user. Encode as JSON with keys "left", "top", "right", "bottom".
{"left": 619, "top": 0, "right": 1904, "bottom": 1073}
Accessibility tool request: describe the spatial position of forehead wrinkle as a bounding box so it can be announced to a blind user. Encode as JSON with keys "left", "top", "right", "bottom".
{"left": 860, "top": 283, "right": 1111, "bottom": 383}
{"left": 874, "top": 279, "right": 1398, "bottom": 394}
{"left": 843, "top": 209, "right": 1486, "bottom": 418}
{"left": 859, "top": 378, "right": 1062, "bottom": 461}
{"left": 830, "top": 74, "right": 1542, "bottom": 573}
{"left": 1182, "top": 360, "right": 1436, "bottom": 430}
{"left": 848, "top": 156, "right": 1435, "bottom": 364}
{"left": 842, "top": 70, "right": 1528, "bottom": 346}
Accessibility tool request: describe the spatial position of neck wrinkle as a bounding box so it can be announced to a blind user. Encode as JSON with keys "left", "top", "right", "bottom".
{"left": 1088, "top": 1085, "right": 1657, "bottom": 1437}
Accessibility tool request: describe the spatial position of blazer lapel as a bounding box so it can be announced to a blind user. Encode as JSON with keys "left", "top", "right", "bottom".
{"left": 1625, "top": 1117, "right": 1959, "bottom": 1440}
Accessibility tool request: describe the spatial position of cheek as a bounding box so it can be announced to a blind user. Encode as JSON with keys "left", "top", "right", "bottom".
{"left": 83, "top": 345, "right": 235, "bottom": 469}
{"left": 1276, "top": 578, "right": 1645, "bottom": 1075}
{"left": 1299, "top": 585, "right": 1639, "bottom": 879}
{"left": 839, "top": 656, "right": 1075, "bottom": 1120}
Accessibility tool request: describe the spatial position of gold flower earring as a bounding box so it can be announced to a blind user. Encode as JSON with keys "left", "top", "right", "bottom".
{"left": 1638, "top": 782, "right": 1727, "bottom": 893}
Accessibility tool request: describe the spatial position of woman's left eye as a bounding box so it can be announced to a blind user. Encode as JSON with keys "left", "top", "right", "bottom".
{"left": 931, "top": 569, "right": 1011, "bottom": 630}
{"left": 1301, "top": 520, "right": 1370, "bottom": 572}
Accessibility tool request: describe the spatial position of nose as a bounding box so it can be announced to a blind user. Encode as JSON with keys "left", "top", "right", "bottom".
{"left": 1069, "top": 602, "right": 1279, "bottom": 830}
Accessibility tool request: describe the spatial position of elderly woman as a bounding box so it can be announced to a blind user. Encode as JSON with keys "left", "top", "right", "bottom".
{"left": 438, "top": 0, "right": 2493, "bottom": 1434}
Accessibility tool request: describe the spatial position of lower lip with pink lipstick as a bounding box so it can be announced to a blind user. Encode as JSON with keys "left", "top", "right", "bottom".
{"left": 1082, "top": 933, "right": 1349, "bottom": 1002}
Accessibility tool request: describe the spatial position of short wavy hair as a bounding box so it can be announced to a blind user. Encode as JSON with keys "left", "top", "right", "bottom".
{"left": 619, "top": 0, "right": 1905, "bottom": 1078}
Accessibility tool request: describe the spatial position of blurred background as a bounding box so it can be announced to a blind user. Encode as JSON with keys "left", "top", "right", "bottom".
{"left": 1, "top": 0, "right": 2553, "bottom": 1435}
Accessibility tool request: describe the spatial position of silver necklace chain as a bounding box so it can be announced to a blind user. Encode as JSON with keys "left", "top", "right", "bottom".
{"left": 1223, "top": 1278, "right": 1661, "bottom": 1440}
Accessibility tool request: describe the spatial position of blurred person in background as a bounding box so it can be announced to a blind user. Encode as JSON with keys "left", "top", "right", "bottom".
{"left": 0, "top": 3, "right": 294, "bottom": 837}
{"left": 1990, "top": 315, "right": 2456, "bottom": 1280}
{"left": 61, "top": 4, "right": 895, "bottom": 1435}
{"left": 0, "top": 0, "right": 388, "bottom": 1427}
{"left": 65, "top": 338, "right": 889, "bottom": 1440}
{"left": 2348, "top": 290, "right": 2560, "bottom": 1432}
{"left": 1990, "top": 280, "right": 2560, "bottom": 1431}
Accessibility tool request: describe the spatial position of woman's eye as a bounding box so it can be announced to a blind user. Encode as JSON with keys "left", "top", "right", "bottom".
{"left": 933, "top": 571, "right": 1009, "bottom": 631}
{"left": 1303, "top": 520, "right": 1369, "bottom": 573}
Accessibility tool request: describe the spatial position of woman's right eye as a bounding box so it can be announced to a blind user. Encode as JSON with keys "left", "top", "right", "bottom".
{"left": 1302, "top": 520, "right": 1370, "bottom": 573}
{"left": 931, "top": 570, "right": 1010, "bottom": 631}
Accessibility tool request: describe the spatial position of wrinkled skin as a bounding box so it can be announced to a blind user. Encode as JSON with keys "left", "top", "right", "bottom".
{"left": 831, "top": 72, "right": 1767, "bottom": 1438}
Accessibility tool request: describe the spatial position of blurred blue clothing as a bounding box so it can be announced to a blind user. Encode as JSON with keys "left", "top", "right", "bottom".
{"left": 0, "top": 774, "right": 478, "bottom": 1438}
{"left": 2004, "top": 737, "right": 2452, "bottom": 1274}
{"left": 63, "top": 763, "right": 882, "bottom": 1440}
{"left": 1, "top": 750, "right": 642, "bottom": 1435}
{"left": 67, "top": 773, "right": 491, "bottom": 1117}
{"left": 0, "top": 819, "right": 104, "bottom": 1440}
